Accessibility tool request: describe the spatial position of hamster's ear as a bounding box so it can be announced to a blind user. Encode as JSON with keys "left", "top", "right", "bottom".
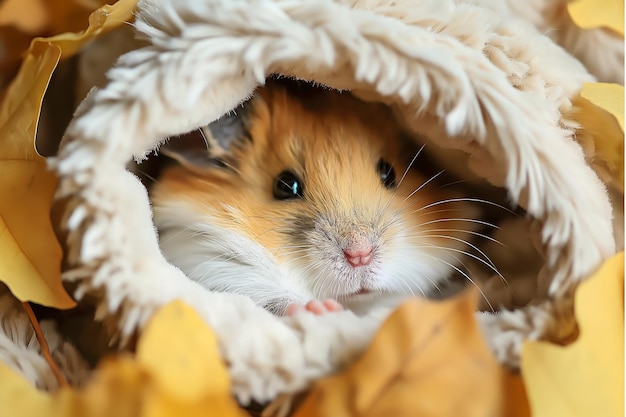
{"left": 160, "top": 100, "right": 255, "bottom": 171}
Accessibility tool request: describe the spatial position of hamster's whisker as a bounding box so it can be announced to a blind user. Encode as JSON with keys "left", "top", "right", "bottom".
{"left": 382, "top": 207, "right": 467, "bottom": 231}
{"left": 251, "top": 226, "right": 292, "bottom": 241}
{"left": 418, "top": 217, "right": 500, "bottom": 229}
{"left": 158, "top": 225, "right": 209, "bottom": 245}
{"left": 309, "top": 265, "right": 329, "bottom": 298}
{"left": 227, "top": 214, "right": 288, "bottom": 221}
{"left": 400, "top": 170, "right": 444, "bottom": 205}
{"left": 208, "top": 251, "right": 246, "bottom": 264}
{"left": 394, "top": 273, "right": 422, "bottom": 297}
{"left": 214, "top": 158, "right": 241, "bottom": 176}
{"left": 328, "top": 272, "right": 343, "bottom": 301}
{"left": 271, "top": 244, "right": 309, "bottom": 251}
{"left": 433, "top": 179, "right": 469, "bottom": 190}
{"left": 397, "top": 193, "right": 471, "bottom": 217}
{"left": 196, "top": 129, "right": 243, "bottom": 175}
{"left": 197, "top": 127, "right": 212, "bottom": 152}
{"left": 426, "top": 228, "right": 505, "bottom": 246}
{"left": 188, "top": 251, "right": 243, "bottom": 277}
{"left": 420, "top": 234, "right": 498, "bottom": 269}
{"left": 418, "top": 237, "right": 508, "bottom": 286}
{"left": 397, "top": 143, "right": 426, "bottom": 188}
{"left": 323, "top": 266, "right": 344, "bottom": 301}
{"left": 378, "top": 144, "right": 426, "bottom": 217}
{"left": 298, "top": 259, "right": 322, "bottom": 292}
{"left": 379, "top": 170, "right": 449, "bottom": 227}
{"left": 381, "top": 214, "right": 498, "bottom": 236}
{"left": 133, "top": 167, "right": 158, "bottom": 184}
{"left": 415, "top": 251, "right": 495, "bottom": 312}
{"left": 273, "top": 244, "right": 309, "bottom": 249}
{"left": 270, "top": 243, "right": 310, "bottom": 255}
{"left": 374, "top": 151, "right": 403, "bottom": 214}
{"left": 280, "top": 253, "right": 311, "bottom": 264}
{"left": 414, "top": 197, "right": 515, "bottom": 214}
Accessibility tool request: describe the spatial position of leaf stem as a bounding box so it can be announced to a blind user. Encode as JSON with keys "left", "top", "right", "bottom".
{"left": 21, "top": 302, "right": 69, "bottom": 388}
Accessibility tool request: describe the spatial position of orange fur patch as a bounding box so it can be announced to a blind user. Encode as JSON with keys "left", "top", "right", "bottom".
{"left": 152, "top": 82, "right": 474, "bottom": 262}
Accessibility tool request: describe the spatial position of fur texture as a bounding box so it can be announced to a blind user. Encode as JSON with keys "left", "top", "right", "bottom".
{"left": 151, "top": 82, "right": 478, "bottom": 315}
{"left": 51, "top": 0, "right": 616, "bottom": 402}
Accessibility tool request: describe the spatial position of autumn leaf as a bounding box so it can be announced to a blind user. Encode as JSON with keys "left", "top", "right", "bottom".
{"left": 45, "top": 0, "right": 116, "bottom": 36}
{"left": 580, "top": 83, "right": 624, "bottom": 131}
{"left": 136, "top": 301, "right": 246, "bottom": 417}
{"left": 0, "top": 0, "right": 112, "bottom": 35}
{"left": 0, "top": 300, "right": 247, "bottom": 417}
{"left": 0, "top": 42, "right": 74, "bottom": 308}
{"left": 33, "top": 0, "right": 138, "bottom": 60}
{"left": 0, "top": 0, "right": 137, "bottom": 308}
{"left": 293, "top": 290, "right": 501, "bottom": 417}
{"left": 501, "top": 370, "right": 531, "bottom": 417}
{"left": 573, "top": 82, "right": 624, "bottom": 190}
{"left": 0, "top": 0, "right": 48, "bottom": 34}
{"left": 568, "top": 0, "right": 624, "bottom": 36}
{"left": 522, "top": 252, "right": 624, "bottom": 417}
{"left": 0, "top": 0, "right": 110, "bottom": 88}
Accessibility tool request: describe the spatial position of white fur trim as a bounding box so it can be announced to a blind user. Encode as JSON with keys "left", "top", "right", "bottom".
{"left": 51, "top": 0, "right": 616, "bottom": 402}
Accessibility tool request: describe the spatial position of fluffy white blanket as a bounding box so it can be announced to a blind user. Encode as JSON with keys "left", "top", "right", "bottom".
{"left": 49, "top": 0, "right": 618, "bottom": 402}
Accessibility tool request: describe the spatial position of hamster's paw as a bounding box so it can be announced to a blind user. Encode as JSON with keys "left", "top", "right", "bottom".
{"left": 286, "top": 299, "right": 344, "bottom": 316}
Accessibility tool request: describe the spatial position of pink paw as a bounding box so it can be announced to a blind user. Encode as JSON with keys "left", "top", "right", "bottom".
{"left": 286, "top": 299, "right": 344, "bottom": 316}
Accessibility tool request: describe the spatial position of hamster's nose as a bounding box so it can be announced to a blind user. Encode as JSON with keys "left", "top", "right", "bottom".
{"left": 343, "top": 246, "right": 374, "bottom": 267}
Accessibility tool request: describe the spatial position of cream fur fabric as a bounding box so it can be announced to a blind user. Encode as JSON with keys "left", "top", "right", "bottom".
{"left": 51, "top": 0, "right": 616, "bottom": 402}
{"left": 499, "top": 0, "right": 624, "bottom": 84}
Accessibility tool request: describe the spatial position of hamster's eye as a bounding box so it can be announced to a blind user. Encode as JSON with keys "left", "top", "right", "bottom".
{"left": 273, "top": 171, "right": 304, "bottom": 200}
{"left": 377, "top": 159, "right": 396, "bottom": 189}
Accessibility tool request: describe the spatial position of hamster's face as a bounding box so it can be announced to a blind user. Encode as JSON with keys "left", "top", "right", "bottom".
{"left": 151, "top": 82, "right": 476, "bottom": 313}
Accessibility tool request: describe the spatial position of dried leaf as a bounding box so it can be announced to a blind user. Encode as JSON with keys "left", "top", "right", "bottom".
{"left": 501, "top": 371, "right": 531, "bottom": 417}
{"left": 137, "top": 301, "right": 244, "bottom": 416}
{"left": 0, "top": 0, "right": 136, "bottom": 308}
{"left": 0, "top": 301, "right": 247, "bottom": 417}
{"left": 0, "top": 0, "right": 111, "bottom": 35}
{"left": 522, "top": 252, "right": 624, "bottom": 417}
{"left": 294, "top": 290, "right": 501, "bottom": 417}
{"left": 568, "top": 0, "right": 624, "bottom": 35}
{"left": 0, "top": 41, "right": 73, "bottom": 308}
{"left": 0, "top": 26, "right": 33, "bottom": 89}
{"left": 573, "top": 82, "right": 624, "bottom": 190}
{"left": 45, "top": 0, "right": 114, "bottom": 36}
{"left": 34, "top": 0, "right": 138, "bottom": 60}
{"left": 0, "top": 0, "right": 48, "bottom": 34}
{"left": 580, "top": 82, "right": 624, "bottom": 130}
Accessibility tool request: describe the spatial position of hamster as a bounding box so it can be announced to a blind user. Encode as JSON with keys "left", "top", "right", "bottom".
{"left": 149, "top": 79, "right": 481, "bottom": 316}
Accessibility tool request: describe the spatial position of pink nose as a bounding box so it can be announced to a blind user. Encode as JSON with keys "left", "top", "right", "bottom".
{"left": 343, "top": 246, "right": 374, "bottom": 267}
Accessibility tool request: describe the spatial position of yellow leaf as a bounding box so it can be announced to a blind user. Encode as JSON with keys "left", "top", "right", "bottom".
{"left": 502, "top": 371, "right": 531, "bottom": 417}
{"left": 138, "top": 300, "right": 246, "bottom": 417}
{"left": 522, "top": 252, "right": 624, "bottom": 417}
{"left": 0, "top": 301, "right": 246, "bottom": 417}
{"left": 581, "top": 82, "right": 624, "bottom": 130}
{"left": 45, "top": 0, "right": 115, "bottom": 36}
{"left": 136, "top": 300, "right": 233, "bottom": 405}
{"left": 568, "top": 0, "right": 624, "bottom": 36}
{"left": 0, "top": 42, "right": 72, "bottom": 308}
{"left": 0, "top": 0, "right": 48, "bottom": 34}
{"left": 0, "top": 361, "right": 58, "bottom": 414}
{"left": 0, "top": 26, "right": 34, "bottom": 88}
{"left": 0, "top": 0, "right": 136, "bottom": 308}
{"left": 33, "top": 0, "right": 138, "bottom": 60}
{"left": 294, "top": 290, "right": 502, "bottom": 417}
{"left": 572, "top": 83, "right": 624, "bottom": 190}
